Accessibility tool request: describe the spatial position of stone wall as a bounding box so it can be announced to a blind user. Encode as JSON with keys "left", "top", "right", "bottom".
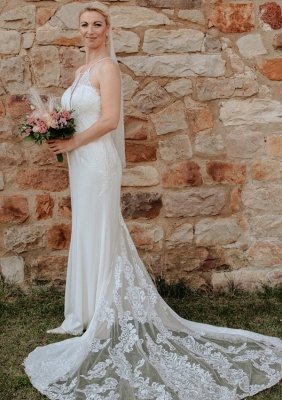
{"left": 1, "top": 0, "right": 282, "bottom": 291}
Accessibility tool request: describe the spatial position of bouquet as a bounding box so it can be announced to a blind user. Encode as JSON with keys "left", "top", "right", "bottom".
{"left": 19, "top": 88, "right": 76, "bottom": 162}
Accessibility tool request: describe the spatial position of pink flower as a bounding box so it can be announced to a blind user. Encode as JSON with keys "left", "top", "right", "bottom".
{"left": 39, "top": 125, "right": 48, "bottom": 134}
{"left": 33, "top": 125, "right": 39, "bottom": 133}
{"left": 27, "top": 117, "right": 35, "bottom": 124}
{"left": 51, "top": 111, "right": 60, "bottom": 120}
{"left": 62, "top": 110, "right": 71, "bottom": 120}
{"left": 59, "top": 117, "right": 67, "bottom": 125}
{"left": 26, "top": 128, "right": 32, "bottom": 134}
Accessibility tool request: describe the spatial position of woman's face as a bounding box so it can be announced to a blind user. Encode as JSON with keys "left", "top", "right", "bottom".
{"left": 79, "top": 10, "right": 109, "bottom": 49}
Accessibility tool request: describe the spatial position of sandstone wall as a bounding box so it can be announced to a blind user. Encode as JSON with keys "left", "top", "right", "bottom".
{"left": 1, "top": 0, "right": 282, "bottom": 291}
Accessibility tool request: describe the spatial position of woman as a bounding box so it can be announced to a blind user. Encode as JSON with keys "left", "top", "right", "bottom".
{"left": 25, "top": 3, "right": 282, "bottom": 399}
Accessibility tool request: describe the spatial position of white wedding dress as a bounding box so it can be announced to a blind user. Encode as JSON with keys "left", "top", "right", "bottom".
{"left": 24, "top": 62, "right": 282, "bottom": 400}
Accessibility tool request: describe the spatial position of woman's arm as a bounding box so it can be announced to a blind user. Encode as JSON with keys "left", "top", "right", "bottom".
{"left": 47, "top": 60, "right": 121, "bottom": 154}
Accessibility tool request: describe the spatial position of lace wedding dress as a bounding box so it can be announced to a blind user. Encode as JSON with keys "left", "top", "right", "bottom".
{"left": 24, "top": 61, "right": 282, "bottom": 399}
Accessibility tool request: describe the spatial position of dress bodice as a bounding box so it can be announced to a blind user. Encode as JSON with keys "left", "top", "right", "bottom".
{"left": 61, "top": 68, "right": 102, "bottom": 135}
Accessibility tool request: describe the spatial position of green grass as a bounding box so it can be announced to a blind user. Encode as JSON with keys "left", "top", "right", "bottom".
{"left": 1, "top": 277, "right": 282, "bottom": 399}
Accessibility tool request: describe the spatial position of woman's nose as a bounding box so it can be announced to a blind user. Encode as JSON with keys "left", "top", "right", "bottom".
{"left": 87, "top": 25, "right": 95, "bottom": 33}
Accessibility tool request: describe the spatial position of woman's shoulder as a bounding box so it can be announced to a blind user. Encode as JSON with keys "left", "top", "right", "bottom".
{"left": 90, "top": 58, "right": 120, "bottom": 80}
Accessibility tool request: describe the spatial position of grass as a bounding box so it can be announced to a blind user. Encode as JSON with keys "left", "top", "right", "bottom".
{"left": 1, "top": 277, "right": 282, "bottom": 399}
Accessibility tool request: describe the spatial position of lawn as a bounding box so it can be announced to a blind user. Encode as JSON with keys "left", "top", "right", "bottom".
{"left": 1, "top": 277, "right": 282, "bottom": 399}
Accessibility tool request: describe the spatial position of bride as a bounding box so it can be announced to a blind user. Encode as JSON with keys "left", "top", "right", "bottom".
{"left": 24, "top": 2, "right": 282, "bottom": 399}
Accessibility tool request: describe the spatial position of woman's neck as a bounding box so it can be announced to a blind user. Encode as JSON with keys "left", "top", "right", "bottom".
{"left": 85, "top": 48, "right": 109, "bottom": 66}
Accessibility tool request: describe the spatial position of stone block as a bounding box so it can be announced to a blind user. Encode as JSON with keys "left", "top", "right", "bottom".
{"left": 132, "top": 82, "right": 171, "bottom": 114}
{"left": 195, "top": 131, "right": 225, "bottom": 156}
{"left": 151, "top": 101, "right": 187, "bottom": 135}
{"left": 136, "top": 0, "right": 202, "bottom": 7}
{"left": 196, "top": 77, "right": 235, "bottom": 101}
{"left": 165, "top": 222, "right": 193, "bottom": 249}
{"left": 126, "top": 221, "right": 163, "bottom": 250}
{"left": 0, "top": 256, "right": 25, "bottom": 284}
{"left": 0, "top": 5, "right": 36, "bottom": 30}
{"left": 209, "top": 3, "right": 255, "bottom": 33}
{"left": 0, "top": 31, "right": 21, "bottom": 54}
{"left": 122, "top": 166, "right": 159, "bottom": 187}
{"left": 30, "top": 46, "right": 60, "bottom": 87}
{"left": 0, "top": 101, "right": 4, "bottom": 116}
{"left": 58, "top": 197, "right": 72, "bottom": 218}
{"left": 251, "top": 159, "right": 280, "bottom": 181}
{"left": 125, "top": 143, "right": 157, "bottom": 163}
{"left": 206, "top": 161, "right": 246, "bottom": 184}
{"left": 35, "top": 194, "right": 54, "bottom": 220}
{"left": 110, "top": 6, "right": 171, "bottom": 28}
{"left": 220, "top": 99, "right": 282, "bottom": 126}
{"left": 31, "top": 255, "right": 67, "bottom": 285}
{"left": 4, "top": 225, "right": 46, "bottom": 253}
{"left": 249, "top": 215, "right": 282, "bottom": 239}
{"left": 15, "top": 168, "right": 69, "bottom": 192}
{"left": 159, "top": 135, "right": 192, "bottom": 161}
{"left": 185, "top": 98, "right": 214, "bottom": 133}
{"left": 0, "top": 117, "right": 14, "bottom": 139}
{"left": 257, "top": 59, "right": 282, "bottom": 81}
{"left": 259, "top": 2, "right": 282, "bottom": 30}
{"left": 143, "top": 29, "right": 204, "bottom": 54}
{"left": 60, "top": 48, "right": 85, "bottom": 89}
{"left": 202, "top": 35, "right": 222, "bottom": 53}
{"left": 22, "top": 32, "right": 35, "bottom": 49}
{"left": 178, "top": 9, "right": 205, "bottom": 25}
{"left": 0, "top": 195, "right": 29, "bottom": 224}
{"left": 273, "top": 33, "right": 282, "bottom": 50}
{"left": 162, "top": 161, "right": 202, "bottom": 188}
{"left": 236, "top": 34, "right": 267, "bottom": 59}
{"left": 0, "top": 172, "right": 4, "bottom": 190}
{"left": 120, "top": 54, "right": 225, "bottom": 77}
{"left": 225, "top": 128, "right": 264, "bottom": 159}
{"left": 6, "top": 95, "right": 31, "bottom": 117}
{"left": 242, "top": 185, "right": 282, "bottom": 213}
{"left": 231, "top": 188, "right": 242, "bottom": 213}
{"left": 0, "top": 56, "right": 32, "bottom": 94}
{"left": 48, "top": 224, "right": 71, "bottom": 250}
{"left": 267, "top": 135, "right": 282, "bottom": 157}
{"left": 164, "top": 79, "right": 193, "bottom": 97}
{"left": 212, "top": 268, "right": 268, "bottom": 292}
{"left": 121, "top": 192, "right": 162, "bottom": 219}
{"left": 195, "top": 218, "right": 240, "bottom": 246}
{"left": 28, "top": 145, "right": 67, "bottom": 167}
{"left": 122, "top": 74, "right": 139, "bottom": 101}
{"left": 36, "top": 25, "right": 83, "bottom": 47}
{"left": 248, "top": 241, "right": 282, "bottom": 268}
{"left": 124, "top": 116, "right": 148, "bottom": 140}
{"left": 165, "top": 247, "right": 209, "bottom": 277}
{"left": 37, "top": 8, "right": 56, "bottom": 26}
{"left": 113, "top": 30, "right": 140, "bottom": 53}
{"left": 164, "top": 188, "right": 225, "bottom": 217}
{"left": 0, "top": 143, "right": 27, "bottom": 166}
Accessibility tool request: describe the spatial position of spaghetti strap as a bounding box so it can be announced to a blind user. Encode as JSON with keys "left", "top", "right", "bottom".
{"left": 88, "top": 57, "right": 112, "bottom": 71}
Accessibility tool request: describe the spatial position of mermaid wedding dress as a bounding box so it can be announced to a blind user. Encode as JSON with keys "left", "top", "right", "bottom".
{"left": 24, "top": 62, "right": 282, "bottom": 399}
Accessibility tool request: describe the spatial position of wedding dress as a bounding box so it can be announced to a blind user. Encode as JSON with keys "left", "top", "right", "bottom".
{"left": 24, "top": 60, "right": 282, "bottom": 400}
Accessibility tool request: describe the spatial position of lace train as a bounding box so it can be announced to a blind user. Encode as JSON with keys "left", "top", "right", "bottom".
{"left": 24, "top": 217, "right": 282, "bottom": 399}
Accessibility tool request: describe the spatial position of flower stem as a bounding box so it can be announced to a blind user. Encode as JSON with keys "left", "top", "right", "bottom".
{"left": 56, "top": 153, "right": 63, "bottom": 163}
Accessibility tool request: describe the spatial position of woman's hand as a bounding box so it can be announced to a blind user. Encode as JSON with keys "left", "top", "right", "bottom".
{"left": 47, "top": 137, "right": 77, "bottom": 155}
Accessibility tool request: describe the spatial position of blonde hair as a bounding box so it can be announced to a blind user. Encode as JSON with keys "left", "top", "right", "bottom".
{"left": 79, "top": 2, "right": 110, "bottom": 26}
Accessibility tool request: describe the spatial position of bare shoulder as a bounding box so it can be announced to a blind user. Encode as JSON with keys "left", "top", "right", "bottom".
{"left": 99, "top": 58, "right": 120, "bottom": 78}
